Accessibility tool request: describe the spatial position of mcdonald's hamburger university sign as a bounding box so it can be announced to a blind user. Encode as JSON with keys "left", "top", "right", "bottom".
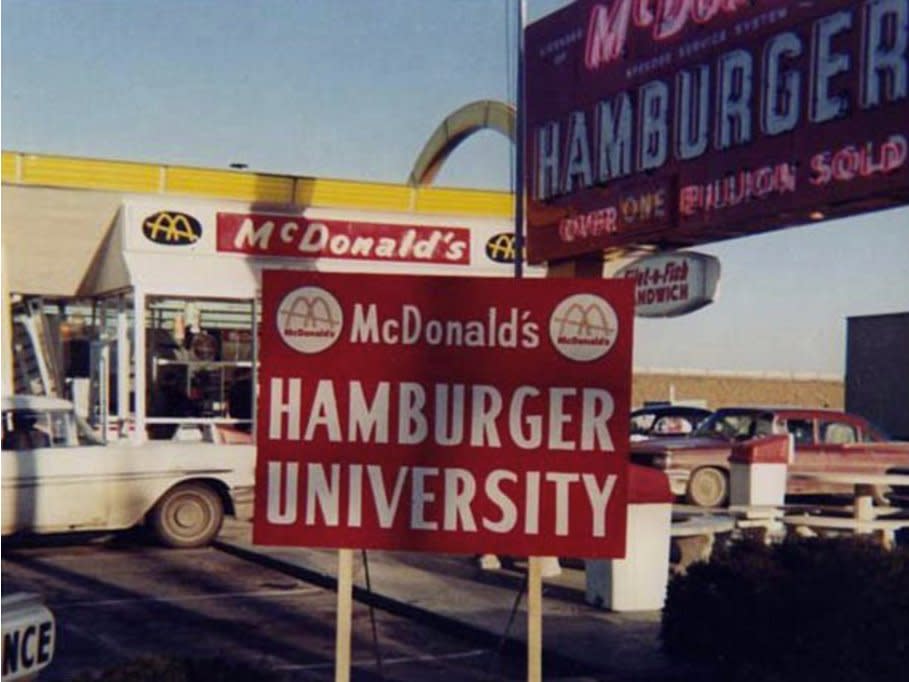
{"left": 525, "top": 0, "right": 909, "bottom": 262}
{"left": 254, "top": 271, "right": 634, "bottom": 557}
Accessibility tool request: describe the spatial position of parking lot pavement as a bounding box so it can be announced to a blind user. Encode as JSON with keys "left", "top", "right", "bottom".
{"left": 215, "top": 519, "right": 694, "bottom": 681}
{"left": 3, "top": 533, "right": 537, "bottom": 681}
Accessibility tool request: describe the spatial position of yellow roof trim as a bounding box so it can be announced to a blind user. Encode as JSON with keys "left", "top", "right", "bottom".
{"left": 415, "top": 186, "right": 513, "bottom": 217}
{"left": 2, "top": 151, "right": 512, "bottom": 218}
{"left": 166, "top": 166, "right": 294, "bottom": 203}
{"left": 2, "top": 152, "right": 20, "bottom": 182}
{"left": 16, "top": 154, "right": 161, "bottom": 193}
{"left": 296, "top": 177, "right": 413, "bottom": 212}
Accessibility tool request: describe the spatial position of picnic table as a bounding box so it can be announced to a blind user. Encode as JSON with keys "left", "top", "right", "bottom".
{"left": 670, "top": 512, "right": 736, "bottom": 572}
{"left": 783, "top": 472, "right": 909, "bottom": 548}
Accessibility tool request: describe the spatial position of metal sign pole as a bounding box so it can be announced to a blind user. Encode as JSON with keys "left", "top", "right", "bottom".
{"left": 514, "top": 0, "right": 526, "bottom": 281}
{"left": 513, "top": 3, "right": 543, "bottom": 681}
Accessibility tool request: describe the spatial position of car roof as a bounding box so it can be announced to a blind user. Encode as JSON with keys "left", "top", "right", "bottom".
{"left": 713, "top": 406, "right": 867, "bottom": 420}
{"left": 716, "top": 406, "right": 850, "bottom": 414}
{"left": 632, "top": 405, "right": 712, "bottom": 416}
{"left": 2, "top": 394, "right": 75, "bottom": 411}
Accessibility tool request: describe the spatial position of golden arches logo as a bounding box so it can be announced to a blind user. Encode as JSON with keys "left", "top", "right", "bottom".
{"left": 553, "top": 303, "right": 613, "bottom": 340}
{"left": 549, "top": 294, "right": 618, "bottom": 362}
{"left": 142, "top": 211, "right": 202, "bottom": 245}
{"left": 280, "top": 296, "right": 340, "bottom": 334}
{"left": 485, "top": 232, "right": 518, "bottom": 263}
{"left": 276, "top": 286, "right": 343, "bottom": 354}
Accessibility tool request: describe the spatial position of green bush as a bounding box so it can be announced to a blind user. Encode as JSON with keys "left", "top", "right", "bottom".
{"left": 661, "top": 537, "right": 909, "bottom": 682}
{"left": 68, "top": 656, "right": 284, "bottom": 682}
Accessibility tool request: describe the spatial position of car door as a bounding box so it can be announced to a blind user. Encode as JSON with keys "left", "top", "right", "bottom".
{"left": 817, "top": 418, "right": 864, "bottom": 472}
{"left": 784, "top": 416, "right": 827, "bottom": 494}
{"left": 2, "top": 409, "right": 111, "bottom": 534}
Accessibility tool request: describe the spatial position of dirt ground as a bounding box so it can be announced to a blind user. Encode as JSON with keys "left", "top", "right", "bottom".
{"left": 633, "top": 371, "right": 843, "bottom": 410}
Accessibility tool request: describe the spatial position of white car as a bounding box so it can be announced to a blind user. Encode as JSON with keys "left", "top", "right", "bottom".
{"left": 1, "top": 395, "right": 255, "bottom": 548}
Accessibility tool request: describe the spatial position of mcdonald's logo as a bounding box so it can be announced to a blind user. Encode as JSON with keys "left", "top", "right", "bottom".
{"left": 142, "top": 211, "right": 203, "bottom": 245}
{"left": 276, "top": 286, "right": 343, "bottom": 354}
{"left": 485, "top": 232, "right": 518, "bottom": 263}
{"left": 549, "top": 294, "right": 618, "bottom": 362}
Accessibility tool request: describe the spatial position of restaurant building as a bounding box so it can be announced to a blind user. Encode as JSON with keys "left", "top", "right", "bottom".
{"left": 2, "top": 151, "right": 845, "bottom": 444}
{"left": 1, "top": 152, "right": 543, "bottom": 443}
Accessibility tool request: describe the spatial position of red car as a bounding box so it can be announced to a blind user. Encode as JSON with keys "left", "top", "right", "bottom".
{"left": 630, "top": 407, "right": 909, "bottom": 507}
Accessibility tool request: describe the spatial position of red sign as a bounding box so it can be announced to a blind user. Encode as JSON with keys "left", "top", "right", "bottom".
{"left": 253, "top": 271, "right": 634, "bottom": 557}
{"left": 525, "top": 0, "right": 909, "bottom": 262}
{"left": 218, "top": 212, "right": 471, "bottom": 264}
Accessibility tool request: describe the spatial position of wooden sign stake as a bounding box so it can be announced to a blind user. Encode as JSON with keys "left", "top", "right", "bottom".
{"left": 527, "top": 556, "right": 543, "bottom": 682}
{"left": 335, "top": 548, "right": 354, "bottom": 682}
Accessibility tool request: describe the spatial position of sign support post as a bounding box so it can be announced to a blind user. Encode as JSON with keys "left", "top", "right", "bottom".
{"left": 514, "top": 0, "right": 526, "bottom": 281}
{"left": 527, "top": 556, "right": 543, "bottom": 681}
{"left": 514, "top": 4, "right": 543, "bottom": 680}
{"left": 514, "top": 0, "right": 543, "bottom": 682}
{"left": 335, "top": 548, "right": 354, "bottom": 682}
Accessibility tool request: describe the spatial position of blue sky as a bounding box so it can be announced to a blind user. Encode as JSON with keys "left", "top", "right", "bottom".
{"left": 3, "top": 0, "right": 907, "bottom": 376}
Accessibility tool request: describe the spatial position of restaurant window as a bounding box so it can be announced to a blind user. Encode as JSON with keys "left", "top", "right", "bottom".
{"left": 145, "top": 297, "right": 255, "bottom": 442}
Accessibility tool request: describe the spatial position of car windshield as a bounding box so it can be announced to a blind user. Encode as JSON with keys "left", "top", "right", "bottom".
{"left": 630, "top": 413, "right": 657, "bottom": 435}
{"left": 692, "top": 411, "right": 769, "bottom": 440}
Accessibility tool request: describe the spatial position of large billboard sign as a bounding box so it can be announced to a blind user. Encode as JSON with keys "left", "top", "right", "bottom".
{"left": 253, "top": 271, "right": 634, "bottom": 558}
{"left": 525, "top": 0, "right": 909, "bottom": 262}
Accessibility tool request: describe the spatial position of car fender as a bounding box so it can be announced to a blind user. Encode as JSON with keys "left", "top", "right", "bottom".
{"left": 99, "top": 442, "right": 256, "bottom": 529}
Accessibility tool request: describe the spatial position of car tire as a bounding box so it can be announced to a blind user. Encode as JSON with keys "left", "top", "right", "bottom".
{"left": 149, "top": 483, "right": 224, "bottom": 548}
{"left": 686, "top": 467, "right": 729, "bottom": 508}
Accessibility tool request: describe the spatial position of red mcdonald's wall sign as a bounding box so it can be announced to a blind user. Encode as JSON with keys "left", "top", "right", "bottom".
{"left": 525, "top": 0, "right": 909, "bottom": 262}
{"left": 218, "top": 212, "right": 470, "bottom": 265}
{"left": 253, "top": 271, "right": 634, "bottom": 558}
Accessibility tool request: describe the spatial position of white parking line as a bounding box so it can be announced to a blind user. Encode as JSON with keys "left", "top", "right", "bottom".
{"left": 55, "top": 587, "right": 322, "bottom": 609}
{"left": 274, "top": 648, "right": 490, "bottom": 671}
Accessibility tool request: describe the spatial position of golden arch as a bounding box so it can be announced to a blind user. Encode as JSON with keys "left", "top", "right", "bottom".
{"left": 143, "top": 213, "right": 200, "bottom": 243}
{"left": 281, "top": 296, "right": 339, "bottom": 332}
{"left": 485, "top": 232, "right": 517, "bottom": 262}
{"left": 555, "top": 304, "right": 613, "bottom": 338}
{"left": 408, "top": 100, "right": 515, "bottom": 187}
